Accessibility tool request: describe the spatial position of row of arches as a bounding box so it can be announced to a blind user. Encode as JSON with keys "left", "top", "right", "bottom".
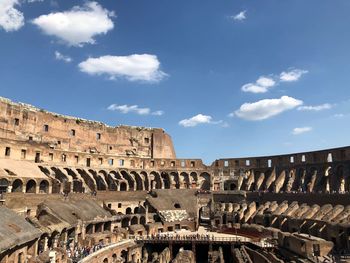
{"left": 0, "top": 178, "right": 50, "bottom": 194}
{"left": 36, "top": 166, "right": 212, "bottom": 194}
{"left": 231, "top": 164, "right": 350, "bottom": 194}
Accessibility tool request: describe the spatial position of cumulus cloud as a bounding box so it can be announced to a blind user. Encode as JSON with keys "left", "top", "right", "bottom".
{"left": 79, "top": 54, "right": 167, "bottom": 82}
{"left": 231, "top": 10, "right": 246, "bottom": 21}
{"left": 32, "top": 1, "right": 114, "bottom": 46}
{"left": 241, "top": 76, "right": 276, "bottom": 93}
{"left": 178, "top": 114, "right": 214, "bottom": 127}
{"left": 55, "top": 51, "right": 72, "bottom": 63}
{"left": 233, "top": 96, "right": 303, "bottom": 121}
{"left": 241, "top": 68, "right": 307, "bottom": 93}
{"left": 297, "top": 103, "right": 332, "bottom": 111}
{"left": 292, "top": 127, "right": 312, "bottom": 135}
{"left": 0, "top": 0, "right": 24, "bottom": 32}
{"left": 107, "top": 104, "right": 163, "bottom": 116}
{"left": 280, "top": 69, "right": 308, "bottom": 82}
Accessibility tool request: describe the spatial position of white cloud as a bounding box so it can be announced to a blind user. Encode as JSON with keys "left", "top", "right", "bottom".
{"left": 55, "top": 51, "right": 72, "bottom": 63}
{"left": 334, "top": 113, "right": 344, "bottom": 118}
{"left": 32, "top": 1, "right": 114, "bottom": 46}
{"left": 233, "top": 96, "right": 303, "bottom": 121}
{"left": 0, "top": 0, "right": 24, "bottom": 32}
{"left": 292, "top": 127, "right": 312, "bottom": 135}
{"left": 280, "top": 69, "right": 308, "bottom": 82}
{"left": 231, "top": 10, "right": 246, "bottom": 21}
{"left": 179, "top": 114, "right": 212, "bottom": 127}
{"left": 241, "top": 76, "right": 276, "bottom": 93}
{"left": 297, "top": 103, "right": 332, "bottom": 111}
{"left": 79, "top": 54, "right": 167, "bottom": 82}
{"left": 151, "top": 110, "right": 164, "bottom": 116}
{"left": 107, "top": 104, "right": 163, "bottom": 116}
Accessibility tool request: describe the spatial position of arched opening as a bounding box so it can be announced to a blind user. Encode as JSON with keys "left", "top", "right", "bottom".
{"left": 141, "top": 171, "right": 149, "bottom": 191}
{"left": 126, "top": 207, "right": 132, "bottom": 214}
{"left": 120, "top": 182, "right": 127, "bottom": 191}
{"left": 112, "top": 254, "right": 117, "bottom": 263}
{"left": 150, "top": 171, "right": 162, "bottom": 189}
{"left": 72, "top": 180, "right": 83, "bottom": 193}
{"left": 190, "top": 172, "right": 198, "bottom": 188}
{"left": 180, "top": 172, "right": 190, "bottom": 189}
{"left": 12, "top": 179, "right": 23, "bottom": 192}
{"left": 86, "top": 224, "right": 94, "bottom": 234}
{"left": 170, "top": 172, "right": 180, "bottom": 189}
{"left": 121, "top": 218, "right": 130, "bottom": 228}
{"left": 120, "top": 170, "right": 135, "bottom": 191}
{"left": 26, "top": 180, "right": 37, "bottom": 193}
{"left": 121, "top": 250, "right": 128, "bottom": 262}
{"left": 131, "top": 171, "right": 143, "bottom": 191}
{"left": 161, "top": 172, "right": 170, "bottom": 189}
{"left": 131, "top": 216, "right": 138, "bottom": 225}
{"left": 0, "top": 178, "right": 9, "bottom": 194}
{"left": 103, "top": 259, "right": 108, "bottom": 263}
{"left": 39, "top": 180, "right": 49, "bottom": 193}
{"left": 199, "top": 172, "right": 211, "bottom": 190}
{"left": 140, "top": 216, "right": 146, "bottom": 225}
{"left": 174, "top": 203, "right": 181, "bottom": 208}
{"left": 229, "top": 182, "right": 236, "bottom": 190}
{"left": 134, "top": 207, "right": 140, "bottom": 214}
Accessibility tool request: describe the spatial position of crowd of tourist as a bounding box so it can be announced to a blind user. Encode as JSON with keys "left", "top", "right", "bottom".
{"left": 66, "top": 241, "right": 105, "bottom": 262}
{"left": 140, "top": 233, "right": 218, "bottom": 241}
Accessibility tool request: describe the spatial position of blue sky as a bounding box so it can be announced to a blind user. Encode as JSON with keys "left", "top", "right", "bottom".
{"left": 1, "top": 0, "right": 350, "bottom": 164}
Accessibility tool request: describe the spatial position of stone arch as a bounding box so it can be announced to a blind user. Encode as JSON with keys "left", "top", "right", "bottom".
{"left": 121, "top": 218, "right": 130, "bottom": 228}
{"left": 105, "top": 172, "right": 118, "bottom": 191}
{"left": 130, "top": 171, "right": 143, "bottom": 191}
{"left": 150, "top": 171, "right": 162, "bottom": 189}
{"left": 199, "top": 172, "right": 211, "bottom": 190}
{"left": 64, "top": 168, "right": 83, "bottom": 193}
{"left": 180, "top": 172, "right": 190, "bottom": 189}
{"left": 140, "top": 171, "right": 149, "bottom": 190}
{"left": 76, "top": 168, "right": 96, "bottom": 192}
{"left": 26, "top": 179, "right": 37, "bottom": 193}
{"left": 140, "top": 216, "right": 146, "bottom": 225}
{"left": 131, "top": 216, "right": 138, "bottom": 225}
{"left": 134, "top": 207, "right": 140, "bottom": 214}
{"left": 170, "top": 172, "right": 180, "bottom": 189}
{"left": 12, "top": 179, "right": 23, "bottom": 192}
{"left": 190, "top": 172, "right": 198, "bottom": 188}
{"left": 120, "top": 170, "right": 135, "bottom": 191}
{"left": 89, "top": 169, "right": 107, "bottom": 191}
{"left": 86, "top": 224, "right": 94, "bottom": 234}
{"left": 0, "top": 178, "right": 9, "bottom": 194}
{"left": 103, "top": 258, "right": 108, "bottom": 263}
{"left": 161, "top": 172, "right": 171, "bottom": 189}
{"left": 120, "top": 182, "right": 128, "bottom": 191}
{"left": 335, "top": 165, "right": 345, "bottom": 193}
{"left": 126, "top": 207, "right": 132, "bottom": 214}
{"left": 39, "top": 180, "right": 49, "bottom": 193}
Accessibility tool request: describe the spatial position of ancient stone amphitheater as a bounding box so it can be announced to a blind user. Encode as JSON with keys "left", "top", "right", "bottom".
{"left": 0, "top": 96, "right": 348, "bottom": 263}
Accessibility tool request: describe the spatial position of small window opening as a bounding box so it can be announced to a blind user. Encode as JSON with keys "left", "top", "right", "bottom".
{"left": 290, "top": 156, "right": 294, "bottom": 163}
{"left": 96, "top": 133, "right": 101, "bottom": 140}
{"left": 181, "top": 160, "right": 185, "bottom": 167}
{"left": 21, "top": 149, "right": 26, "bottom": 159}
{"left": 49, "top": 153, "right": 54, "bottom": 161}
{"left": 14, "top": 118, "right": 19, "bottom": 126}
{"left": 119, "top": 159, "right": 124, "bottom": 166}
{"left": 224, "top": 160, "right": 229, "bottom": 167}
{"left": 43, "top": 124, "right": 49, "bottom": 132}
{"left": 174, "top": 203, "right": 181, "bottom": 209}
{"left": 108, "top": 159, "right": 114, "bottom": 166}
{"left": 5, "top": 147, "right": 10, "bottom": 156}
{"left": 144, "top": 137, "right": 149, "bottom": 144}
{"left": 62, "top": 154, "right": 67, "bottom": 162}
{"left": 70, "top": 129, "right": 76, "bottom": 136}
{"left": 327, "top": 153, "right": 333, "bottom": 163}
{"left": 245, "top": 160, "right": 250, "bottom": 166}
{"left": 268, "top": 159, "right": 272, "bottom": 168}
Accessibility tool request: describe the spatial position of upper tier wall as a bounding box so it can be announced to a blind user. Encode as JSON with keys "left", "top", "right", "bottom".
{"left": 0, "top": 97, "right": 176, "bottom": 160}
{"left": 213, "top": 146, "right": 350, "bottom": 169}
